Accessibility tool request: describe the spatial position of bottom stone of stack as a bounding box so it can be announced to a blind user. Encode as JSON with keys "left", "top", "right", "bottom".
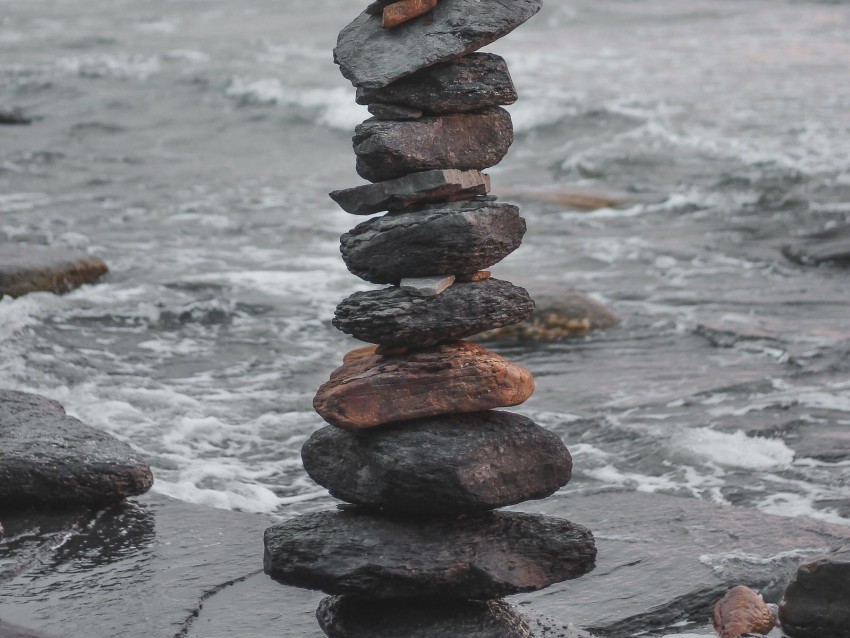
{"left": 263, "top": 509, "right": 596, "bottom": 599}
{"left": 316, "top": 596, "right": 531, "bottom": 638}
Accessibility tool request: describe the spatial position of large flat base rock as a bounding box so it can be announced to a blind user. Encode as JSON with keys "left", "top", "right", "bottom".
{"left": 1, "top": 492, "right": 847, "bottom": 638}
{"left": 0, "top": 244, "right": 108, "bottom": 298}
{"left": 0, "top": 390, "right": 153, "bottom": 508}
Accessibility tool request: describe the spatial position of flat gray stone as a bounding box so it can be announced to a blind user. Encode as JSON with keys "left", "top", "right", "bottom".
{"left": 0, "top": 244, "right": 108, "bottom": 298}
{"left": 264, "top": 510, "right": 597, "bottom": 599}
{"left": 367, "top": 104, "right": 423, "bottom": 120}
{"left": 333, "top": 278, "right": 534, "bottom": 347}
{"left": 0, "top": 390, "right": 153, "bottom": 509}
{"left": 782, "top": 223, "right": 850, "bottom": 266}
{"left": 356, "top": 53, "right": 518, "bottom": 114}
{"left": 779, "top": 545, "right": 850, "bottom": 638}
{"left": 353, "top": 107, "right": 513, "bottom": 182}
{"left": 317, "top": 597, "right": 535, "bottom": 638}
{"left": 340, "top": 201, "right": 526, "bottom": 284}
{"left": 330, "top": 169, "right": 490, "bottom": 215}
{"left": 398, "top": 275, "right": 455, "bottom": 297}
{"left": 302, "top": 411, "right": 571, "bottom": 515}
{"left": 334, "top": 0, "right": 543, "bottom": 88}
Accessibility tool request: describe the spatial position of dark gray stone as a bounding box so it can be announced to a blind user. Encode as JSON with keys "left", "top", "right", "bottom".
{"left": 0, "top": 390, "right": 153, "bottom": 509}
{"left": 356, "top": 53, "right": 518, "bottom": 114}
{"left": 317, "top": 597, "right": 533, "bottom": 638}
{"left": 340, "top": 202, "right": 526, "bottom": 284}
{"left": 782, "top": 223, "right": 850, "bottom": 266}
{"left": 367, "top": 103, "right": 423, "bottom": 120}
{"left": 0, "top": 110, "right": 32, "bottom": 126}
{"left": 779, "top": 545, "right": 850, "bottom": 638}
{"left": 302, "top": 411, "right": 571, "bottom": 515}
{"left": 364, "top": 0, "right": 393, "bottom": 15}
{"left": 329, "top": 169, "right": 490, "bottom": 215}
{"left": 353, "top": 107, "right": 513, "bottom": 182}
{"left": 263, "top": 509, "right": 596, "bottom": 599}
{"left": 0, "top": 244, "right": 108, "bottom": 298}
{"left": 332, "top": 278, "right": 534, "bottom": 347}
{"left": 334, "top": 0, "right": 543, "bottom": 88}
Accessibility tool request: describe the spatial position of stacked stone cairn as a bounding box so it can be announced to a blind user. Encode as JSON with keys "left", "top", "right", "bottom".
{"left": 263, "top": 1, "right": 598, "bottom": 635}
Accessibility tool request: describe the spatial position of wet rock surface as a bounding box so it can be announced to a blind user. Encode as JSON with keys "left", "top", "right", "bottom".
{"left": 334, "top": 0, "right": 543, "bottom": 88}
{"left": 356, "top": 53, "right": 518, "bottom": 114}
{"left": 353, "top": 107, "right": 513, "bottom": 182}
{"left": 330, "top": 169, "right": 490, "bottom": 215}
{"left": 779, "top": 545, "right": 850, "bottom": 638}
{"left": 0, "top": 390, "right": 153, "bottom": 509}
{"left": 367, "top": 103, "right": 423, "bottom": 120}
{"left": 302, "top": 411, "right": 571, "bottom": 515}
{"left": 263, "top": 509, "right": 597, "bottom": 599}
{"left": 340, "top": 202, "right": 525, "bottom": 284}
{"left": 316, "top": 596, "right": 532, "bottom": 638}
{"left": 312, "top": 341, "right": 535, "bottom": 429}
{"left": 782, "top": 223, "right": 850, "bottom": 266}
{"left": 0, "top": 621, "right": 63, "bottom": 638}
{"left": 0, "top": 244, "right": 108, "bottom": 298}
{"left": 333, "top": 279, "right": 534, "bottom": 347}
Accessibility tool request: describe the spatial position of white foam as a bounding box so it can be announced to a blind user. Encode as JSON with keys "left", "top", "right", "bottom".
{"left": 674, "top": 428, "right": 795, "bottom": 470}
{"left": 55, "top": 54, "right": 161, "bottom": 80}
{"left": 757, "top": 492, "right": 850, "bottom": 526}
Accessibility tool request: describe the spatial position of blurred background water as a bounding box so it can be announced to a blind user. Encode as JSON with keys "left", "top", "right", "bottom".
{"left": 1, "top": 0, "right": 848, "bottom": 543}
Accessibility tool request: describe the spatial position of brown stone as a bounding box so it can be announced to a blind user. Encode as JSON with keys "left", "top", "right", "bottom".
{"left": 313, "top": 341, "right": 534, "bottom": 429}
{"left": 0, "top": 244, "right": 108, "bottom": 298}
{"left": 456, "top": 270, "right": 491, "bottom": 282}
{"left": 382, "top": 0, "right": 438, "bottom": 29}
{"left": 712, "top": 586, "right": 776, "bottom": 638}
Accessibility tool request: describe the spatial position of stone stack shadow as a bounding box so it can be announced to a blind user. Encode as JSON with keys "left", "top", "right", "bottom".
{"left": 263, "top": 1, "right": 597, "bottom": 635}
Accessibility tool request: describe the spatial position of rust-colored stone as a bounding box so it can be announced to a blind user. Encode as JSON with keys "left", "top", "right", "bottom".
{"left": 313, "top": 341, "right": 534, "bottom": 429}
{"left": 382, "top": 0, "right": 438, "bottom": 29}
{"left": 456, "top": 270, "right": 491, "bottom": 282}
{"left": 712, "top": 585, "right": 776, "bottom": 638}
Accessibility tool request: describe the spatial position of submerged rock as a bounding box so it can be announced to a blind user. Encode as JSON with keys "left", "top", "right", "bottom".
{"left": 333, "top": 279, "right": 534, "bottom": 347}
{"left": 782, "top": 223, "right": 850, "bottom": 266}
{"left": 330, "top": 169, "right": 490, "bottom": 215}
{"left": 779, "top": 545, "right": 850, "bottom": 638}
{"left": 313, "top": 341, "right": 534, "bottom": 429}
{"left": 356, "top": 53, "right": 518, "bottom": 114}
{"left": 263, "top": 509, "right": 596, "bottom": 599}
{"left": 340, "top": 201, "right": 525, "bottom": 284}
{"left": 302, "top": 411, "right": 571, "bottom": 514}
{"left": 0, "top": 244, "right": 108, "bottom": 298}
{"left": 316, "top": 597, "right": 532, "bottom": 638}
{"left": 353, "top": 107, "right": 513, "bottom": 182}
{"left": 335, "top": 0, "right": 542, "bottom": 88}
{"left": 479, "top": 293, "right": 620, "bottom": 341}
{"left": 0, "top": 390, "right": 153, "bottom": 508}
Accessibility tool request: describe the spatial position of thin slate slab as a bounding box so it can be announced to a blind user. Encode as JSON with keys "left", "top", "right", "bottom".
{"left": 0, "top": 390, "right": 153, "bottom": 509}
{"left": 316, "top": 597, "right": 534, "bottom": 638}
{"left": 263, "top": 509, "right": 597, "bottom": 599}
{"left": 367, "top": 103, "right": 423, "bottom": 120}
{"left": 334, "top": 0, "right": 543, "bottom": 88}
{"left": 330, "top": 169, "right": 490, "bottom": 215}
{"left": 353, "top": 106, "right": 513, "bottom": 182}
{"left": 356, "top": 53, "right": 518, "bottom": 114}
{"left": 333, "top": 278, "right": 534, "bottom": 347}
{"left": 302, "top": 411, "right": 572, "bottom": 515}
{"left": 779, "top": 545, "right": 850, "bottom": 638}
{"left": 313, "top": 341, "right": 535, "bottom": 430}
{"left": 340, "top": 201, "right": 526, "bottom": 284}
{"left": 0, "top": 244, "right": 108, "bottom": 298}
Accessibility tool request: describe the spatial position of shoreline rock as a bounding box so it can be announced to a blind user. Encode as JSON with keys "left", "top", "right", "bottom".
{"left": 779, "top": 545, "right": 850, "bottom": 638}
{"left": 0, "top": 244, "right": 108, "bottom": 298}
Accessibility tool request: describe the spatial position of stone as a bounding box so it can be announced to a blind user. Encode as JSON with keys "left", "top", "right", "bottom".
{"left": 398, "top": 275, "right": 455, "bottom": 297}
{"left": 301, "top": 411, "right": 572, "bottom": 515}
{"left": 712, "top": 586, "right": 776, "bottom": 638}
{"left": 356, "top": 53, "right": 518, "bottom": 114}
{"left": 0, "top": 244, "right": 108, "bottom": 298}
{"left": 340, "top": 201, "right": 525, "bottom": 284}
{"left": 367, "top": 103, "right": 423, "bottom": 120}
{"left": 316, "top": 597, "right": 532, "bottom": 638}
{"left": 353, "top": 107, "right": 513, "bottom": 182}
{"left": 0, "top": 390, "right": 153, "bottom": 509}
{"left": 334, "top": 0, "right": 543, "bottom": 88}
{"left": 263, "top": 509, "right": 596, "bottom": 599}
{"left": 365, "top": 0, "right": 394, "bottom": 15}
{"left": 779, "top": 545, "right": 850, "bottom": 638}
{"left": 457, "top": 270, "right": 491, "bottom": 282}
{"left": 0, "top": 109, "right": 32, "bottom": 126}
{"left": 382, "top": 0, "right": 438, "bottom": 29}
{"left": 312, "top": 341, "right": 534, "bottom": 429}
{"left": 782, "top": 223, "right": 850, "bottom": 266}
{"left": 479, "top": 293, "right": 621, "bottom": 341}
{"left": 333, "top": 278, "right": 534, "bottom": 347}
{"left": 329, "top": 169, "right": 490, "bottom": 215}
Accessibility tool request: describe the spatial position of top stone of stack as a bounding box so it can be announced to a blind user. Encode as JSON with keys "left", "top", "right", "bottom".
{"left": 334, "top": 0, "right": 544, "bottom": 88}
